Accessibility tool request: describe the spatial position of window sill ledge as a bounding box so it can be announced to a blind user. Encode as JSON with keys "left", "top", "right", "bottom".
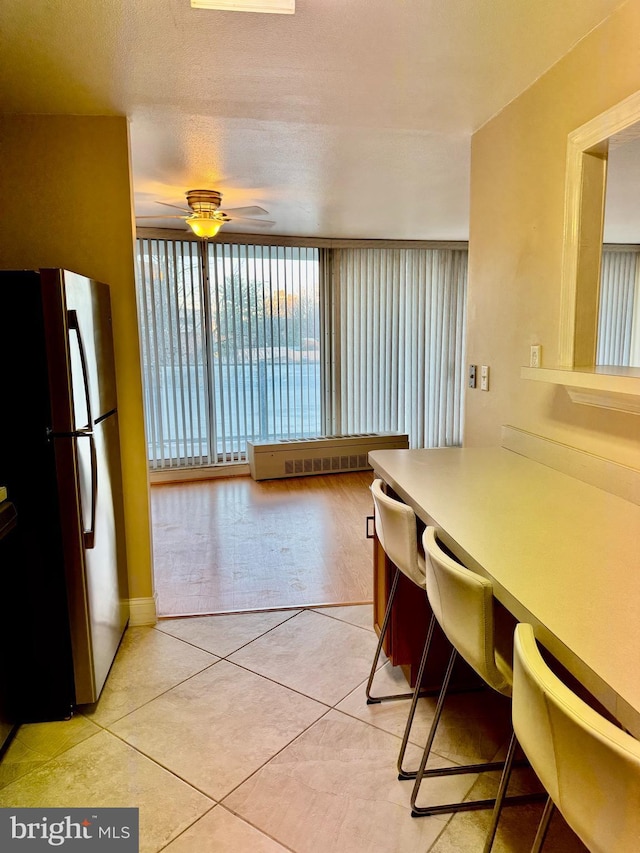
{"left": 521, "top": 366, "right": 640, "bottom": 415}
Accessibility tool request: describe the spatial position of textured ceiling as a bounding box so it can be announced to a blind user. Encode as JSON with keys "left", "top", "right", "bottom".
{"left": 1, "top": 0, "right": 627, "bottom": 239}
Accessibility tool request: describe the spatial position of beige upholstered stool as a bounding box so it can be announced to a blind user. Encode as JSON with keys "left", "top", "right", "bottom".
{"left": 485, "top": 622, "right": 640, "bottom": 853}
{"left": 366, "top": 478, "right": 431, "bottom": 704}
{"left": 366, "top": 479, "right": 442, "bottom": 775}
{"left": 410, "top": 526, "right": 541, "bottom": 817}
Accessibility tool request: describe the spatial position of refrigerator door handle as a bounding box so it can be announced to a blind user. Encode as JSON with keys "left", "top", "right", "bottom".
{"left": 46, "top": 427, "right": 93, "bottom": 439}
{"left": 79, "top": 431, "right": 97, "bottom": 550}
{"left": 68, "top": 309, "right": 93, "bottom": 430}
{"left": 46, "top": 429, "right": 98, "bottom": 549}
{"left": 68, "top": 310, "right": 97, "bottom": 547}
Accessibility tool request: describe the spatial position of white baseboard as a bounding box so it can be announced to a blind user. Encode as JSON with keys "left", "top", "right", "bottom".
{"left": 149, "top": 463, "right": 250, "bottom": 485}
{"left": 127, "top": 595, "right": 158, "bottom": 626}
{"left": 502, "top": 425, "right": 640, "bottom": 505}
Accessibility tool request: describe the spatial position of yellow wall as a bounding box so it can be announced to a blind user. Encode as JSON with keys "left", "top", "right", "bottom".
{"left": 0, "top": 115, "right": 154, "bottom": 607}
{"left": 465, "top": 0, "right": 640, "bottom": 468}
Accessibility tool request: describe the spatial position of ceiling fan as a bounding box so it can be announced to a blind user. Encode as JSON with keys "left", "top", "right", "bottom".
{"left": 136, "top": 189, "right": 274, "bottom": 238}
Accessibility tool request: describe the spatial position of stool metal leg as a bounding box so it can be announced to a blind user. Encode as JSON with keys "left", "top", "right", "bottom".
{"left": 366, "top": 567, "right": 415, "bottom": 704}
{"left": 397, "top": 613, "right": 436, "bottom": 777}
{"left": 410, "top": 650, "right": 545, "bottom": 818}
{"left": 410, "top": 646, "right": 457, "bottom": 813}
{"left": 398, "top": 626, "right": 489, "bottom": 781}
{"left": 483, "top": 730, "right": 518, "bottom": 852}
{"left": 531, "top": 797, "right": 555, "bottom": 853}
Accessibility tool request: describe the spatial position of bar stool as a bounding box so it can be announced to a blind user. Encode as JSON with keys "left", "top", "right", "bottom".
{"left": 484, "top": 622, "right": 640, "bottom": 853}
{"left": 368, "top": 479, "right": 475, "bottom": 779}
{"left": 410, "top": 526, "right": 541, "bottom": 818}
{"left": 365, "top": 478, "right": 435, "bottom": 712}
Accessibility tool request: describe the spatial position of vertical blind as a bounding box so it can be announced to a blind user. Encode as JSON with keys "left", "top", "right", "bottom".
{"left": 597, "top": 248, "right": 640, "bottom": 366}
{"left": 136, "top": 239, "right": 321, "bottom": 468}
{"left": 137, "top": 240, "right": 207, "bottom": 468}
{"left": 135, "top": 238, "right": 468, "bottom": 470}
{"left": 331, "top": 247, "right": 467, "bottom": 447}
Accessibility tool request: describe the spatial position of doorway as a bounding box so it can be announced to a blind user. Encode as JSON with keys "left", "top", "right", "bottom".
{"left": 151, "top": 471, "right": 374, "bottom": 617}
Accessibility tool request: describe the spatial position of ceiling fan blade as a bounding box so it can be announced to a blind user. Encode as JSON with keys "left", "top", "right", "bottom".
{"left": 157, "top": 201, "right": 192, "bottom": 213}
{"left": 227, "top": 217, "right": 276, "bottom": 227}
{"left": 222, "top": 205, "right": 270, "bottom": 217}
{"left": 136, "top": 214, "right": 188, "bottom": 220}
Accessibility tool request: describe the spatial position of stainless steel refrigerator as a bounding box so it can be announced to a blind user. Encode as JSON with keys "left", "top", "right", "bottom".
{"left": 0, "top": 268, "right": 129, "bottom": 721}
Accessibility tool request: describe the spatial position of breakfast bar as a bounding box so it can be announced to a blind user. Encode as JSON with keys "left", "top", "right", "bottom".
{"left": 368, "top": 446, "right": 640, "bottom": 737}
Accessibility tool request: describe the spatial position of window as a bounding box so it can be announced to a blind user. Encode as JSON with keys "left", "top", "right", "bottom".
{"left": 135, "top": 238, "right": 468, "bottom": 471}
{"left": 331, "top": 247, "right": 467, "bottom": 448}
{"left": 136, "top": 239, "right": 321, "bottom": 468}
{"left": 597, "top": 247, "right": 640, "bottom": 367}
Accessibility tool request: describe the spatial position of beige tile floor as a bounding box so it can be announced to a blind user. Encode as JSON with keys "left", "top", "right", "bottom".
{"left": 0, "top": 606, "right": 588, "bottom": 853}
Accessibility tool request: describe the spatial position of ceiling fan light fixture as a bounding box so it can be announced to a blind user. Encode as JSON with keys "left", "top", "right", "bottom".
{"left": 190, "top": 0, "right": 294, "bottom": 12}
{"left": 186, "top": 215, "right": 225, "bottom": 239}
{"left": 186, "top": 189, "right": 222, "bottom": 214}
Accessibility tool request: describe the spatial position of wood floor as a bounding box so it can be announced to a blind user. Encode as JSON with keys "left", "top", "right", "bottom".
{"left": 151, "top": 471, "right": 375, "bottom": 617}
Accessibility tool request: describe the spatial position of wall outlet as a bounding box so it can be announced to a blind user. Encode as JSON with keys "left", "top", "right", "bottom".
{"left": 530, "top": 345, "right": 541, "bottom": 368}
{"left": 468, "top": 364, "right": 477, "bottom": 388}
{"left": 480, "top": 365, "right": 489, "bottom": 391}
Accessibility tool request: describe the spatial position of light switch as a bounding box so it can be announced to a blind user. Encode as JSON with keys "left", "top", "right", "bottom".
{"left": 530, "top": 345, "right": 541, "bottom": 367}
{"left": 480, "top": 365, "right": 489, "bottom": 391}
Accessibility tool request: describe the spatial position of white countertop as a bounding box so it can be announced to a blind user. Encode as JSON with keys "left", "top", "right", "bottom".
{"left": 369, "top": 447, "right": 640, "bottom": 735}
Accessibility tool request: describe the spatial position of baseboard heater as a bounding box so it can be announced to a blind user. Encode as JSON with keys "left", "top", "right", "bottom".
{"left": 247, "top": 432, "right": 409, "bottom": 480}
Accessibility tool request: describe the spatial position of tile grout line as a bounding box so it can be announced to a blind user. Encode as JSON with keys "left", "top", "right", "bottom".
{"left": 153, "top": 607, "right": 303, "bottom": 656}
{"left": 218, "top": 704, "right": 336, "bottom": 846}
{"left": 216, "top": 657, "right": 336, "bottom": 708}
{"left": 83, "top": 607, "right": 310, "bottom": 731}
{"left": 7, "top": 604, "right": 457, "bottom": 853}
{"left": 152, "top": 803, "right": 217, "bottom": 853}
{"left": 305, "top": 605, "right": 378, "bottom": 633}
{"left": 155, "top": 801, "right": 299, "bottom": 853}
{"left": 79, "top": 657, "right": 221, "bottom": 729}
{"left": 1, "top": 605, "right": 374, "bottom": 793}
{"left": 82, "top": 610, "right": 357, "bottom": 848}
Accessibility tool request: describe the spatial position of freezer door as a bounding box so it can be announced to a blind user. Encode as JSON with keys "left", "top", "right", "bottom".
{"left": 41, "top": 269, "right": 118, "bottom": 430}
{"left": 65, "top": 271, "right": 118, "bottom": 422}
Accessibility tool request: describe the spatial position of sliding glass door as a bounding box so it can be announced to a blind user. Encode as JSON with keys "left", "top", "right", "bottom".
{"left": 136, "top": 239, "right": 321, "bottom": 468}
